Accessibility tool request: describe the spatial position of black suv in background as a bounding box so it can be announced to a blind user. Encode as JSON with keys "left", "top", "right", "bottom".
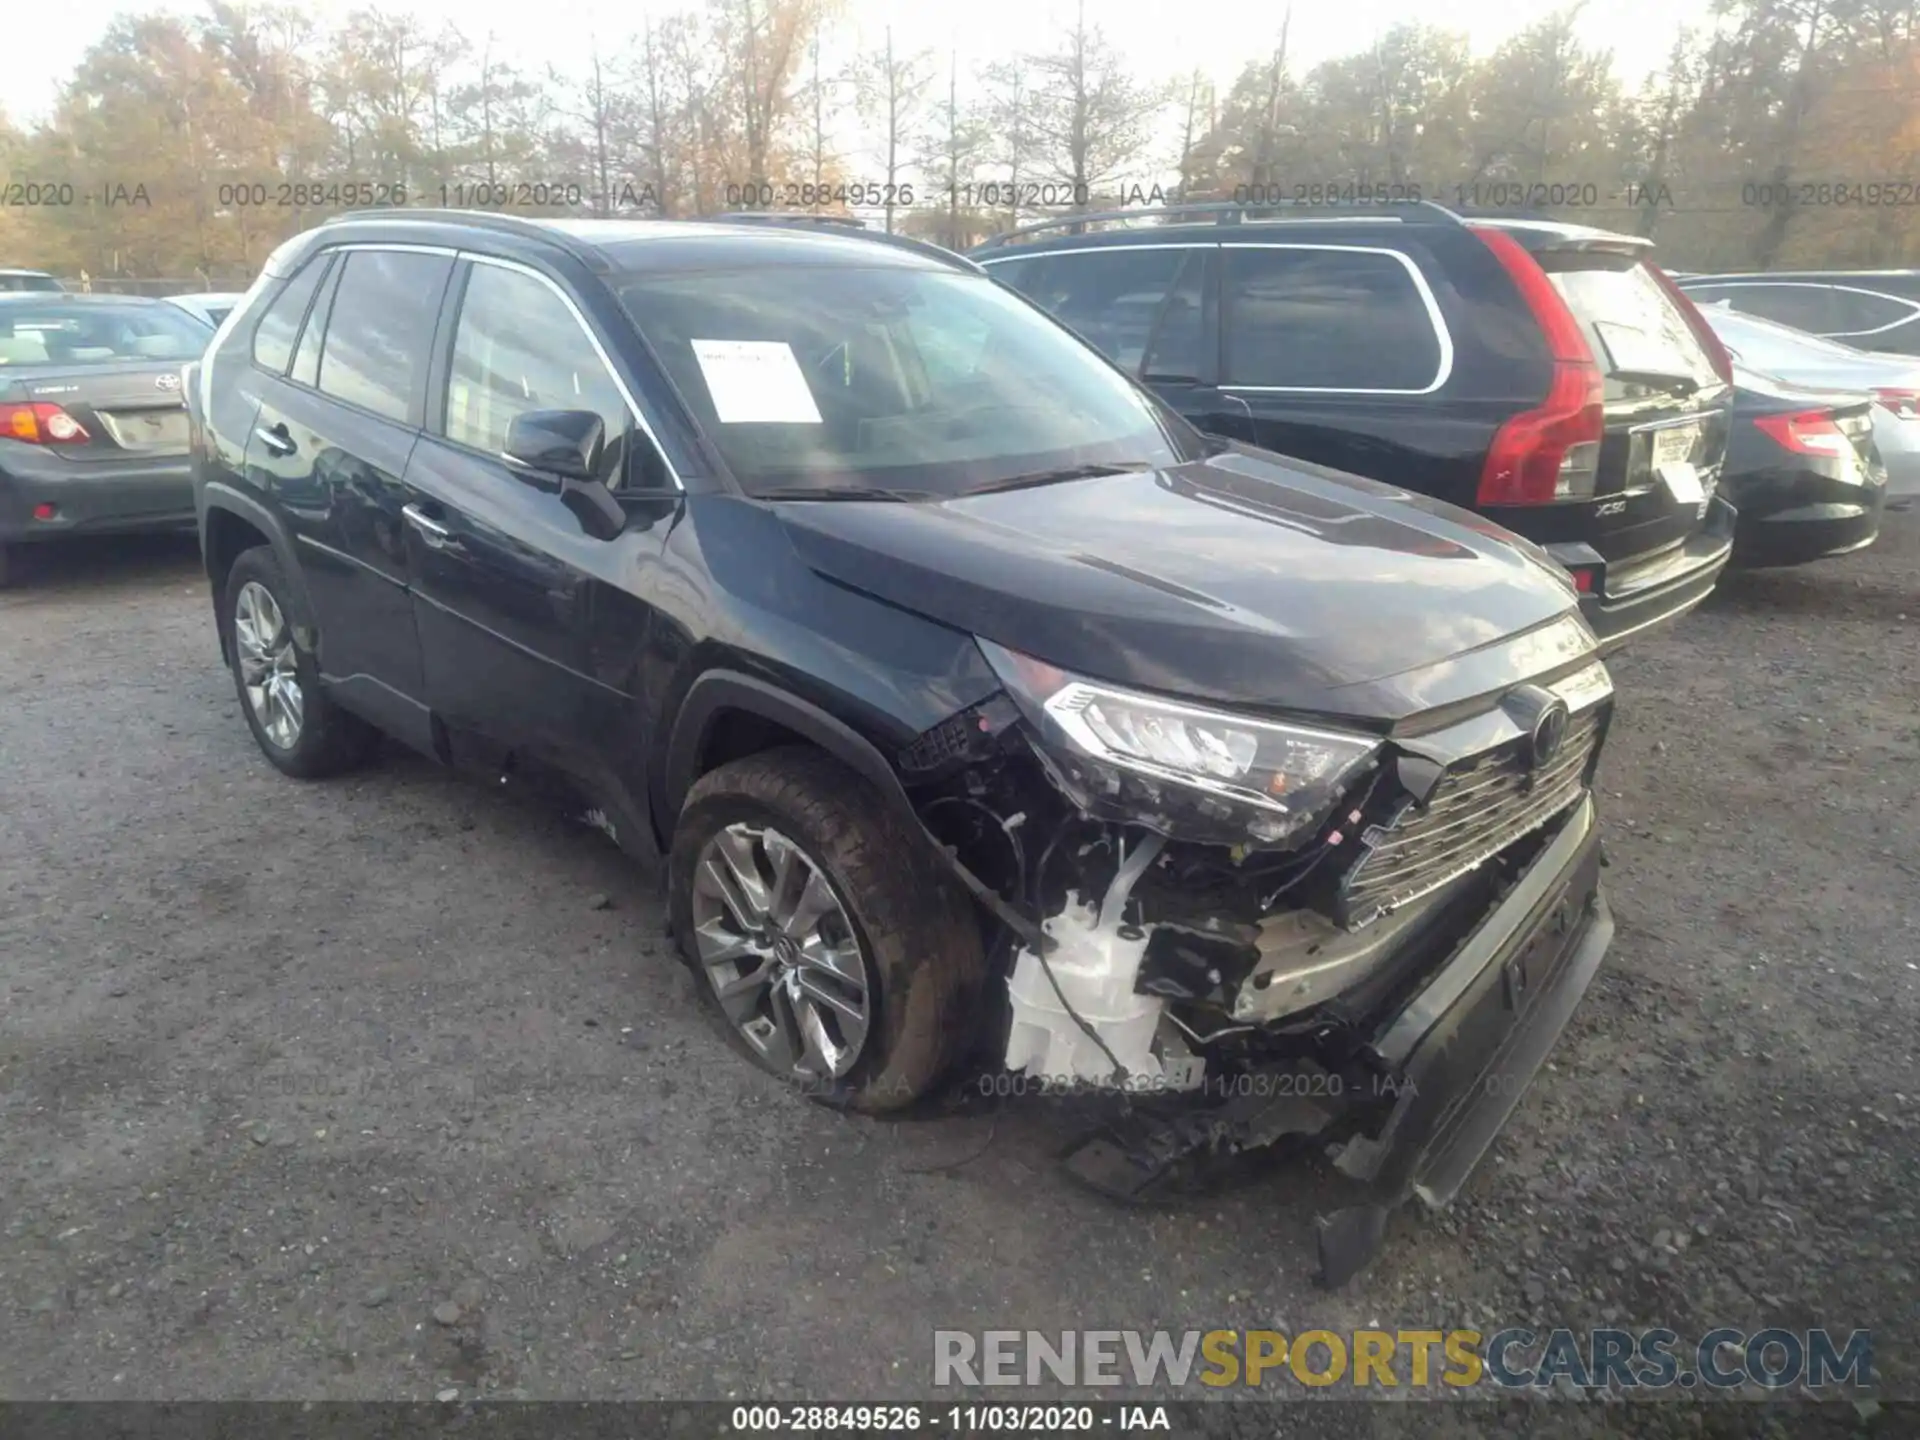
{"left": 188, "top": 209, "right": 1618, "bottom": 1284}
{"left": 975, "top": 202, "right": 1737, "bottom": 650}
{"left": 1677, "top": 270, "right": 1920, "bottom": 356}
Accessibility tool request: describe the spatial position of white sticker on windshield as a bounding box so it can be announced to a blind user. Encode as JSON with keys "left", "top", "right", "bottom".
{"left": 690, "top": 339, "right": 822, "bottom": 424}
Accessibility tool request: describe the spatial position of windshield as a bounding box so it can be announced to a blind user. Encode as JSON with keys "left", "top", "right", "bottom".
{"left": 616, "top": 264, "right": 1194, "bottom": 496}
{"left": 0, "top": 301, "right": 211, "bottom": 365}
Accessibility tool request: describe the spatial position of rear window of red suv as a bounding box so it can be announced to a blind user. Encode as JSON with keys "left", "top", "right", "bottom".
{"left": 1539, "top": 255, "right": 1722, "bottom": 401}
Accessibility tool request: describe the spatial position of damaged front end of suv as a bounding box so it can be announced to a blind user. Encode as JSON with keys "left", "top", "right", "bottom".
{"left": 898, "top": 619, "right": 1615, "bottom": 1288}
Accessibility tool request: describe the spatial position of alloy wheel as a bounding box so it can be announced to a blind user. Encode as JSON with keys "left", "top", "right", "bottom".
{"left": 234, "top": 580, "right": 303, "bottom": 750}
{"left": 689, "top": 821, "right": 871, "bottom": 1080}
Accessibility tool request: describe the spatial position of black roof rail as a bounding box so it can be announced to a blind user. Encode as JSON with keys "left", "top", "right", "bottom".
{"left": 318, "top": 207, "right": 614, "bottom": 270}
{"left": 973, "top": 197, "right": 1466, "bottom": 251}
{"left": 693, "top": 211, "right": 986, "bottom": 274}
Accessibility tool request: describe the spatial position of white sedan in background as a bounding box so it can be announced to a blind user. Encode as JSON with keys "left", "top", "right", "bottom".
{"left": 1695, "top": 301, "right": 1920, "bottom": 499}
{"left": 163, "top": 292, "right": 247, "bottom": 330}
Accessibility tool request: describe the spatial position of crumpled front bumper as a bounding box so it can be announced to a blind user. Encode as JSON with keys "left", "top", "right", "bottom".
{"left": 1057, "top": 793, "right": 1613, "bottom": 1286}
{"left": 1317, "top": 792, "right": 1611, "bottom": 1285}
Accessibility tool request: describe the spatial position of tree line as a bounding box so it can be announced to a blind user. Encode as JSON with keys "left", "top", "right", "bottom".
{"left": 0, "top": 0, "right": 1916, "bottom": 285}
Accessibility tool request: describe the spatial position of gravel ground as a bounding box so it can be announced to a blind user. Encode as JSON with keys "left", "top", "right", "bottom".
{"left": 1, "top": 519, "right": 1915, "bottom": 1423}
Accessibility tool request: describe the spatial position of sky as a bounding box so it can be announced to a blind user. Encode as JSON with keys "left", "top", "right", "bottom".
{"left": 3, "top": 0, "right": 1717, "bottom": 129}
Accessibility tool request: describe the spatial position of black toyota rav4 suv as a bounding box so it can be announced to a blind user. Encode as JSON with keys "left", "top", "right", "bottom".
{"left": 974, "top": 201, "right": 1738, "bottom": 650}
{"left": 188, "top": 209, "right": 1617, "bottom": 1284}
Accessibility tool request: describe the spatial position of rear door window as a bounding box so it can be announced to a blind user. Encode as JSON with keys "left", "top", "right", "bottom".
{"left": 1542, "top": 257, "right": 1722, "bottom": 401}
{"left": 315, "top": 249, "right": 454, "bottom": 425}
{"left": 1220, "top": 246, "right": 1444, "bottom": 391}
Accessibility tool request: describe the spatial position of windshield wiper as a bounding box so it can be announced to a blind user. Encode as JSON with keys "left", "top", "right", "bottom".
{"left": 958, "top": 461, "right": 1156, "bottom": 497}
{"left": 752, "top": 484, "right": 941, "bottom": 502}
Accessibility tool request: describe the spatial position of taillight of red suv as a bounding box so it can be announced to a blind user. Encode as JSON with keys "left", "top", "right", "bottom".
{"left": 1471, "top": 227, "right": 1605, "bottom": 507}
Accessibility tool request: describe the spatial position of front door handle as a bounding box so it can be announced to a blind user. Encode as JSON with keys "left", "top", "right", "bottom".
{"left": 402, "top": 502, "right": 457, "bottom": 550}
{"left": 253, "top": 424, "right": 296, "bottom": 457}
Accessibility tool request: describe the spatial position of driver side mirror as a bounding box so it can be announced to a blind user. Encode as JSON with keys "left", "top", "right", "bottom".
{"left": 503, "top": 409, "right": 604, "bottom": 484}
{"left": 502, "top": 409, "right": 626, "bottom": 542}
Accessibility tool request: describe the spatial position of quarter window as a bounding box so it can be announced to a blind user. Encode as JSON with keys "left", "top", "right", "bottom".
{"left": 251, "top": 256, "right": 329, "bottom": 374}
{"left": 289, "top": 257, "right": 340, "bottom": 388}
{"left": 1222, "top": 247, "right": 1443, "bottom": 390}
{"left": 443, "top": 262, "right": 635, "bottom": 486}
{"left": 315, "top": 249, "right": 453, "bottom": 425}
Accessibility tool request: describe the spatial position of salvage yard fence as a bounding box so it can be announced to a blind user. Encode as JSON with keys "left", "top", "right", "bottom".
{"left": 56, "top": 275, "right": 254, "bottom": 296}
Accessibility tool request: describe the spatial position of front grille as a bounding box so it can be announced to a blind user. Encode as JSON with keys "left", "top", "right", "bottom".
{"left": 1337, "top": 705, "right": 1603, "bottom": 928}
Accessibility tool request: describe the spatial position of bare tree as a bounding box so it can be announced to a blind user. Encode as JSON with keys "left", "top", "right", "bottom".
{"left": 547, "top": 47, "right": 633, "bottom": 214}
{"left": 723, "top": 0, "right": 822, "bottom": 194}
{"left": 1174, "top": 69, "right": 1214, "bottom": 199}
{"left": 1021, "top": 0, "right": 1174, "bottom": 210}
{"left": 853, "top": 25, "right": 934, "bottom": 231}
{"left": 919, "top": 50, "right": 993, "bottom": 247}
{"left": 979, "top": 59, "right": 1037, "bottom": 231}
{"left": 1247, "top": 7, "right": 1293, "bottom": 192}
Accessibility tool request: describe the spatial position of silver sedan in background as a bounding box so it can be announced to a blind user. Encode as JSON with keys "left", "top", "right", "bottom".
{"left": 162, "top": 292, "right": 247, "bottom": 330}
{"left": 1694, "top": 300, "right": 1920, "bottom": 500}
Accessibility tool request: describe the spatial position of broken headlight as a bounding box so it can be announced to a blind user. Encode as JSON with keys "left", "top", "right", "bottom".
{"left": 978, "top": 639, "right": 1381, "bottom": 848}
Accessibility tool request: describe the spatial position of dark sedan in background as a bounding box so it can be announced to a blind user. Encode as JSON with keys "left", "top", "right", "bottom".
{"left": 1725, "top": 365, "right": 1887, "bottom": 567}
{"left": 0, "top": 294, "right": 215, "bottom": 586}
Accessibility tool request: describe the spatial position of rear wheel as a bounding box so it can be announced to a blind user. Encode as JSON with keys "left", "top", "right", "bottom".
{"left": 222, "top": 546, "right": 376, "bottom": 778}
{"left": 668, "top": 746, "right": 985, "bottom": 1112}
{"left": 0, "top": 541, "right": 17, "bottom": 590}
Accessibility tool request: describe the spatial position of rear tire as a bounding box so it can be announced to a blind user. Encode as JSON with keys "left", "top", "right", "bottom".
{"left": 221, "top": 545, "right": 377, "bottom": 778}
{"left": 668, "top": 746, "right": 985, "bottom": 1113}
{"left": 0, "top": 541, "right": 18, "bottom": 590}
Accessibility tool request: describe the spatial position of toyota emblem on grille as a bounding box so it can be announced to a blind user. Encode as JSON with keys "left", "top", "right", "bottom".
{"left": 154, "top": 373, "right": 181, "bottom": 391}
{"left": 1529, "top": 699, "right": 1570, "bottom": 769}
{"left": 1501, "top": 683, "right": 1572, "bottom": 773}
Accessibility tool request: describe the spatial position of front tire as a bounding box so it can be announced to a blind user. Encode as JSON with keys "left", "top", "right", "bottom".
{"left": 221, "top": 545, "right": 376, "bottom": 778}
{"left": 669, "top": 746, "right": 985, "bottom": 1113}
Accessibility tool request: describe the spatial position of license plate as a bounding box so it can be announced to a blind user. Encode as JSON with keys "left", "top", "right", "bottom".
{"left": 103, "top": 409, "right": 188, "bottom": 450}
{"left": 1659, "top": 461, "right": 1706, "bottom": 506}
{"left": 1652, "top": 424, "right": 1699, "bottom": 468}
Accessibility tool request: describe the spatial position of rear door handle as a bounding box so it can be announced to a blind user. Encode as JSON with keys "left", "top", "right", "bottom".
{"left": 402, "top": 502, "right": 457, "bottom": 550}
{"left": 253, "top": 424, "right": 296, "bottom": 457}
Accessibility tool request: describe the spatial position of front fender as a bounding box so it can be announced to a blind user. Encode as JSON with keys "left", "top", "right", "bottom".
{"left": 661, "top": 668, "right": 918, "bottom": 826}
